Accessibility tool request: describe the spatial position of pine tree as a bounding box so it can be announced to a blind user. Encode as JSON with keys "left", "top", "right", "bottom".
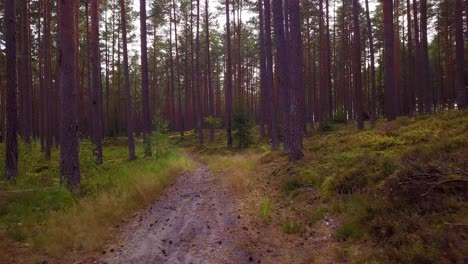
{"left": 90, "top": 0, "right": 103, "bottom": 164}
{"left": 383, "top": 0, "right": 397, "bottom": 120}
{"left": 58, "top": 0, "right": 81, "bottom": 189}
{"left": 4, "top": 0, "right": 18, "bottom": 181}
{"left": 119, "top": 0, "right": 136, "bottom": 160}
{"left": 140, "top": 0, "right": 152, "bottom": 156}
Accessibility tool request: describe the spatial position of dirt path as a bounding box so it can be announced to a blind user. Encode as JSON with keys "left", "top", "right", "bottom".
{"left": 99, "top": 164, "right": 254, "bottom": 264}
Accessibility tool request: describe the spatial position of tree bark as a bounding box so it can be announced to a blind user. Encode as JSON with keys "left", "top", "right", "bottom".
{"left": 365, "top": 0, "right": 377, "bottom": 125}
{"left": 258, "top": 0, "right": 267, "bottom": 138}
{"left": 119, "top": 0, "right": 136, "bottom": 160}
{"left": 264, "top": 0, "right": 279, "bottom": 149}
{"left": 21, "top": 0, "right": 32, "bottom": 144}
{"left": 383, "top": 0, "right": 397, "bottom": 121}
{"left": 205, "top": 0, "right": 215, "bottom": 141}
{"left": 455, "top": 0, "right": 467, "bottom": 109}
{"left": 4, "top": 0, "right": 18, "bottom": 181}
{"left": 225, "top": 0, "right": 233, "bottom": 147}
{"left": 44, "top": 0, "right": 52, "bottom": 160}
{"left": 353, "top": 0, "right": 363, "bottom": 129}
{"left": 90, "top": 0, "right": 103, "bottom": 164}
{"left": 412, "top": 0, "right": 421, "bottom": 113}
{"left": 196, "top": 0, "right": 204, "bottom": 145}
{"left": 287, "top": 0, "right": 304, "bottom": 161}
{"left": 420, "top": 0, "right": 431, "bottom": 114}
{"left": 173, "top": 0, "right": 184, "bottom": 137}
{"left": 58, "top": 0, "right": 81, "bottom": 190}
{"left": 405, "top": 0, "right": 414, "bottom": 115}
{"left": 272, "top": 0, "right": 290, "bottom": 152}
{"left": 140, "top": 0, "right": 152, "bottom": 156}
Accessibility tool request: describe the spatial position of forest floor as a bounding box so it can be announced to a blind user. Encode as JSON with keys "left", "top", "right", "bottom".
{"left": 84, "top": 156, "right": 336, "bottom": 264}
{"left": 83, "top": 110, "right": 467, "bottom": 264}
{"left": 92, "top": 162, "right": 251, "bottom": 263}
{"left": 1, "top": 110, "right": 466, "bottom": 263}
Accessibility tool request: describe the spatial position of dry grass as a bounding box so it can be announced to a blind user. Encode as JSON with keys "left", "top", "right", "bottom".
{"left": 200, "top": 152, "right": 259, "bottom": 193}
{"left": 41, "top": 155, "right": 195, "bottom": 257}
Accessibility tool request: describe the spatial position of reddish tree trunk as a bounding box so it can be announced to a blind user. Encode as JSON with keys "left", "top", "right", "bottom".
{"left": 58, "top": 0, "right": 81, "bottom": 189}
{"left": 383, "top": 0, "right": 397, "bottom": 120}
{"left": 44, "top": 0, "right": 52, "bottom": 160}
{"left": 263, "top": 0, "right": 279, "bottom": 149}
{"left": 90, "top": 0, "right": 103, "bottom": 164}
{"left": 225, "top": 0, "right": 232, "bottom": 147}
{"left": 413, "top": 0, "right": 422, "bottom": 113}
{"left": 195, "top": 0, "right": 204, "bottom": 144}
{"left": 455, "top": 0, "right": 466, "bottom": 108}
{"left": 365, "top": 0, "right": 377, "bottom": 125}
{"left": 4, "top": 0, "right": 18, "bottom": 181}
{"left": 405, "top": 0, "right": 414, "bottom": 115}
{"left": 169, "top": 4, "right": 175, "bottom": 130}
{"left": 258, "top": 0, "right": 267, "bottom": 138}
{"left": 420, "top": 0, "right": 431, "bottom": 114}
{"left": 119, "top": 0, "right": 136, "bottom": 160}
{"left": 140, "top": 0, "right": 152, "bottom": 156}
{"left": 353, "top": 0, "right": 363, "bottom": 129}
{"left": 173, "top": 0, "right": 184, "bottom": 137}
{"left": 205, "top": 0, "right": 214, "bottom": 141}
{"left": 272, "top": 0, "right": 290, "bottom": 151}
{"left": 286, "top": 0, "right": 304, "bottom": 161}
{"left": 21, "top": 0, "right": 32, "bottom": 144}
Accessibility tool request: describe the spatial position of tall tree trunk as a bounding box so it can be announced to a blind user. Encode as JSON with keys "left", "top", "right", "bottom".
{"left": 413, "top": 0, "right": 421, "bottom": 113}
{"left": 365, "top": 0, "right": 377, "bottom": 125}
{"left": 21, "top": 0, "right": 32, "bottom": 144}
{"left": 90, "top": 0, "right": 103, "bottom": 164}
{"left": 420, "top": 0, "right": 431, "bottom": 114}
{"left": 264, "top": 0, "right": 279, "bottom": 149}
{"left": 38, "top": 0, "right": 44, "bottom": 150}
{"left": 272, "top": 0, "right": 290, "bottom": 152}
{"left": 318, "top": 0, "right": 327, "bottom": 128}
{"left": 325, "top": 0, "right": 332, "bottom": 119}
{"left": 205, "top": 0, "right": 215, "bottom": 141}
{"left": 394, "top": 0, "right": 401, "bottom": 115}
{"left": 169, "top": 3, "right": 175, "bottom": 130}
{"left": 196, "top": 0, "right": 204, "bottom": 145}
{"left": 119, "top": 0, "right": 136, "bottom": 160}
{"left": 104, "top": 11, "right": 110, "bottom": 136}
{"left": 44, "top": 0, "right": 52, "bottom": 160}
{"left": 4, "top": 0, "right": 18, "bottom": 181}
{"left": 184, "top": 8, "right": 190, "bottom": 131}
{"left": 173, "top": 0, "right": 184, "bottom": 137}
{"left": 58, "top": 0, "right": 81, "bottom": 190}
{"left": 383, "top": 0, "right": 397, "bottom": 121}
{"left": 225, "top": 0, "right": 233, "bottom": 147}
{"left": 85, "top": 0, "right": 91, "bottom": 135}
{"left": 140, "top": 0, "right": 152, "bottom": 156}
{"left": 258, "top": 0, "right": 267, "bottom": 138}
{"left": 455, "top": 0, "right": 466, "bottom": 109}
{"left": 287, "top": 0, "right": 304, "bottom": 161}
{"left": 353, "top": 0, "right": 363, "bottom": 129}
{"left": 405, "top": 0, "right": 414, "bottom": 115}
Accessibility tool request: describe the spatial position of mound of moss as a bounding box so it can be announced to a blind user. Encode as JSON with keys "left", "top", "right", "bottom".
{"left": 278, "top": 110, "right": 467, "bottom": 263}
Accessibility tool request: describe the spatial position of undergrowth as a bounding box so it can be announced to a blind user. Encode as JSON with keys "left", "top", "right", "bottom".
{"left": 0, "top": 136, "right": 195, "bottom": 262}
{"left": 260, "top": 110, "right": 468, "bottom": 263}
{"left": 175, "top": 111, "right": 466, "bottom": 263}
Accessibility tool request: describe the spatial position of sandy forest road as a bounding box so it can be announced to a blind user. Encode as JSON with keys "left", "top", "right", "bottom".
{"left": 98, "top": 163, "right": 255, "bottom": 264}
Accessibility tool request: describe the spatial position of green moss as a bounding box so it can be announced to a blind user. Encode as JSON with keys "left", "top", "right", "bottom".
{"left": 258, "top": 197, "right": 272, "bottom": 220}
{"left": 0, "top": 137, "right": 193, "bottom": 254}
{"left": 303, "top": 205, "right": 327, "bottom": 224}
{"left": 273, "top": 110, "right": 467, "bottom": 262}
{"left": 283, "top": 177, "right": 302, "bottom": 193}
{"left": 336, "top": 219, "right": 365, "bottom": 241}
{"left": 281, "top": 219, "right": 304, "bottom": 234}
